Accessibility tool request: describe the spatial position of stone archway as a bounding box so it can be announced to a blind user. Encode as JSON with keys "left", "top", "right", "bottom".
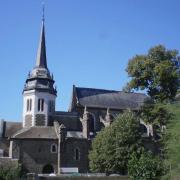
{"left": 42, "top": 164, "right": 54, "bottom": 174}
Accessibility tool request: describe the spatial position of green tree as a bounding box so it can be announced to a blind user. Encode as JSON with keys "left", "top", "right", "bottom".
{"left": 126, "top": 45, "right": 180, "bottom": 102}
{"left": 128, "top": 151, "right": 166, "bottom": 180}
{"left": 89, "top": 110, "right": 143, "bottom": 174}
{"left": 0, "top": 165, "right": 21, "bottom": 180}
{"left": 140, "top": 102, "right": 171, "bottom": 139}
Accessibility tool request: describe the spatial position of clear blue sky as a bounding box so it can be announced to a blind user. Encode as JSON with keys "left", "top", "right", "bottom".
{"left": 0, "top": 0, "right": 180, "bottom": 121}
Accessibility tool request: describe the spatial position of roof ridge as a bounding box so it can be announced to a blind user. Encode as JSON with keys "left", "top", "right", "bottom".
{"left": 76, "top": 86, "right": 119, "bottom": 92}
{"left": 75, "top": 86, "right": 146, "bottom": 95}
{"left": 3, "top": 121, "right": 21, "bottom": 124}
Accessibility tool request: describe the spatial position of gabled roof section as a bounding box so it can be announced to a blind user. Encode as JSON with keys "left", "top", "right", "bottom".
{"left": 69, "top": 86, "right": 148, "bottom": 110}
{"left": 11, "top": 126, "right": 58, "bottom": 139}
{"left": 36, "top": 20, "right": 47, "bottom": 69}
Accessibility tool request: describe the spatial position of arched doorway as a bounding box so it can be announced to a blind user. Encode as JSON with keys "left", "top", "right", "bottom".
{"left": 42, "top": 164, "right": 54, "bottom": 174}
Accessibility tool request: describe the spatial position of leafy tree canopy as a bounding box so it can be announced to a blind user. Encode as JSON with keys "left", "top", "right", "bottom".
{"left": 128, "top": 151, "right": 166, "bottom": 180}
{"left": 89, "top": 110, "right": 143, "bottom": 174}
{"left": 0, "top": 165, "right": 21, "bottom": 180}
{"left": 139, "top": 101, "right": 171, "bottom": 139}
{"left": 126, "top": 45, "right": 180, "bottom": 102}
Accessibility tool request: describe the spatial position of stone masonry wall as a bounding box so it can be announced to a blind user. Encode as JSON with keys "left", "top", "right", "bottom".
{"left": 12, "top": 139, "right": 58, "bottom": 173}
{"left": 61, "top": 138, "right": 90, "bottom": 173}
{"left": 0, "top": 138, "right": 10, "bottom": 157}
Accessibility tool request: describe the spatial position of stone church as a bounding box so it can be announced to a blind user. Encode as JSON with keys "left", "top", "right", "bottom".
{"left": 0, "top": 17, "right": 150, "bottom": 174}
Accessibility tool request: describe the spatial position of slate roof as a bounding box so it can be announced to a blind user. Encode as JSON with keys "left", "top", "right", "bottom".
{"left": 55, "top": 111, "right": 81, "bottom": 131}
{"left": 11, "top": 126, "right": 58, "bottom": 139}
{"left": 11, "top": 127, "right": 85, "bottom": 139}
{"left": 36, "top": 19, "right": 47, "bottom": 69}
{"left": 72, "top": 86, "right": 147, "bottom": 110}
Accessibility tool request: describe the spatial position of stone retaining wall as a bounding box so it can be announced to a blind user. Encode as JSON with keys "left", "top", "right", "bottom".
{"left": 0, "top": 157, "right": 19, "bottom": 168}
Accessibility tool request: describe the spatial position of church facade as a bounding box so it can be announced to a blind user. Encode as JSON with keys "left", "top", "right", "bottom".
{"left": 0, "top": 18, "right": 151, "bottom": 174}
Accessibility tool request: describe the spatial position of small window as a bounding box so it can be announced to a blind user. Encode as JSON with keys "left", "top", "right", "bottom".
{"left": 74, "top": 148, "right": 80, "bottom": 161}
{"left": 51, "top": 144, "right": 57, "bottom": 153}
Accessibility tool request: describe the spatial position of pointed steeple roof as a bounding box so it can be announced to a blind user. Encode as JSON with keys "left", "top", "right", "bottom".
{"left": 36, "top": 19, "right": 47, "bottom": 69}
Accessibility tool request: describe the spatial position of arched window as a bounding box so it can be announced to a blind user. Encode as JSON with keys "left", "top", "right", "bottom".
{"left": 50, "top": 144, "right": 57, "bottom": 153}
{"left": 74, "top": 148, "right": 80, "bottom": 161}
{"left": 38, "top": 99, "right": 44, "bottom": 112}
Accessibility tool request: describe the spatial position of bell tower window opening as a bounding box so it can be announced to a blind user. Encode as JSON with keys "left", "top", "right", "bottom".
{"left": 74, "top": 148, "right": 80, "bottom": 161}
{"left": 26, "top": 99, "right": 32, "bottom": 112}
{"left": 29, "top": 99, "right": 32, "bottom": 111}
{"left": 38, "top": 99, "right": 44, "bottom": 112}
{"left": 41, "top": 99, "right": 44, "bottom": 111}
{"left": 26, "top": 99, "right": 29, "bottom": 112}
{"left": 38, "top": 99, "right": 41, "bottom": 111}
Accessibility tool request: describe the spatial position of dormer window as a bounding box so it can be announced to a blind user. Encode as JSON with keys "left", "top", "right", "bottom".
{"left": 38, "top": 99, "right": 44, "bottom": 112}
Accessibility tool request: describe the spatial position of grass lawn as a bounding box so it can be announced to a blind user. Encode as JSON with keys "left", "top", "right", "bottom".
{"left": 164, "top": 102, "right": 180, "bottom": 179}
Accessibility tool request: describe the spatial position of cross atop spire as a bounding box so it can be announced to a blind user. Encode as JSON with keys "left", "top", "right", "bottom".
{"left": 36, "top": 5, "right": 47, "bottom": 69}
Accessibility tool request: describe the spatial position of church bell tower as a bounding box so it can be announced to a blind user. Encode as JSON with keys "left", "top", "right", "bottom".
{"left": 22, "top": 16, "right": 57, "bottom": 127}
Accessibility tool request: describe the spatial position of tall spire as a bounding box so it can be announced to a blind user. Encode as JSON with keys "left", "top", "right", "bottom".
{"left": 36, "top": 4, "right": 47, "bottom": 69}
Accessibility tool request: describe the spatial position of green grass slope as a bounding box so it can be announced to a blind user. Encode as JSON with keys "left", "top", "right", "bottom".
{"left": 165, "top": 102, "right": 180, "bottom": 180}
